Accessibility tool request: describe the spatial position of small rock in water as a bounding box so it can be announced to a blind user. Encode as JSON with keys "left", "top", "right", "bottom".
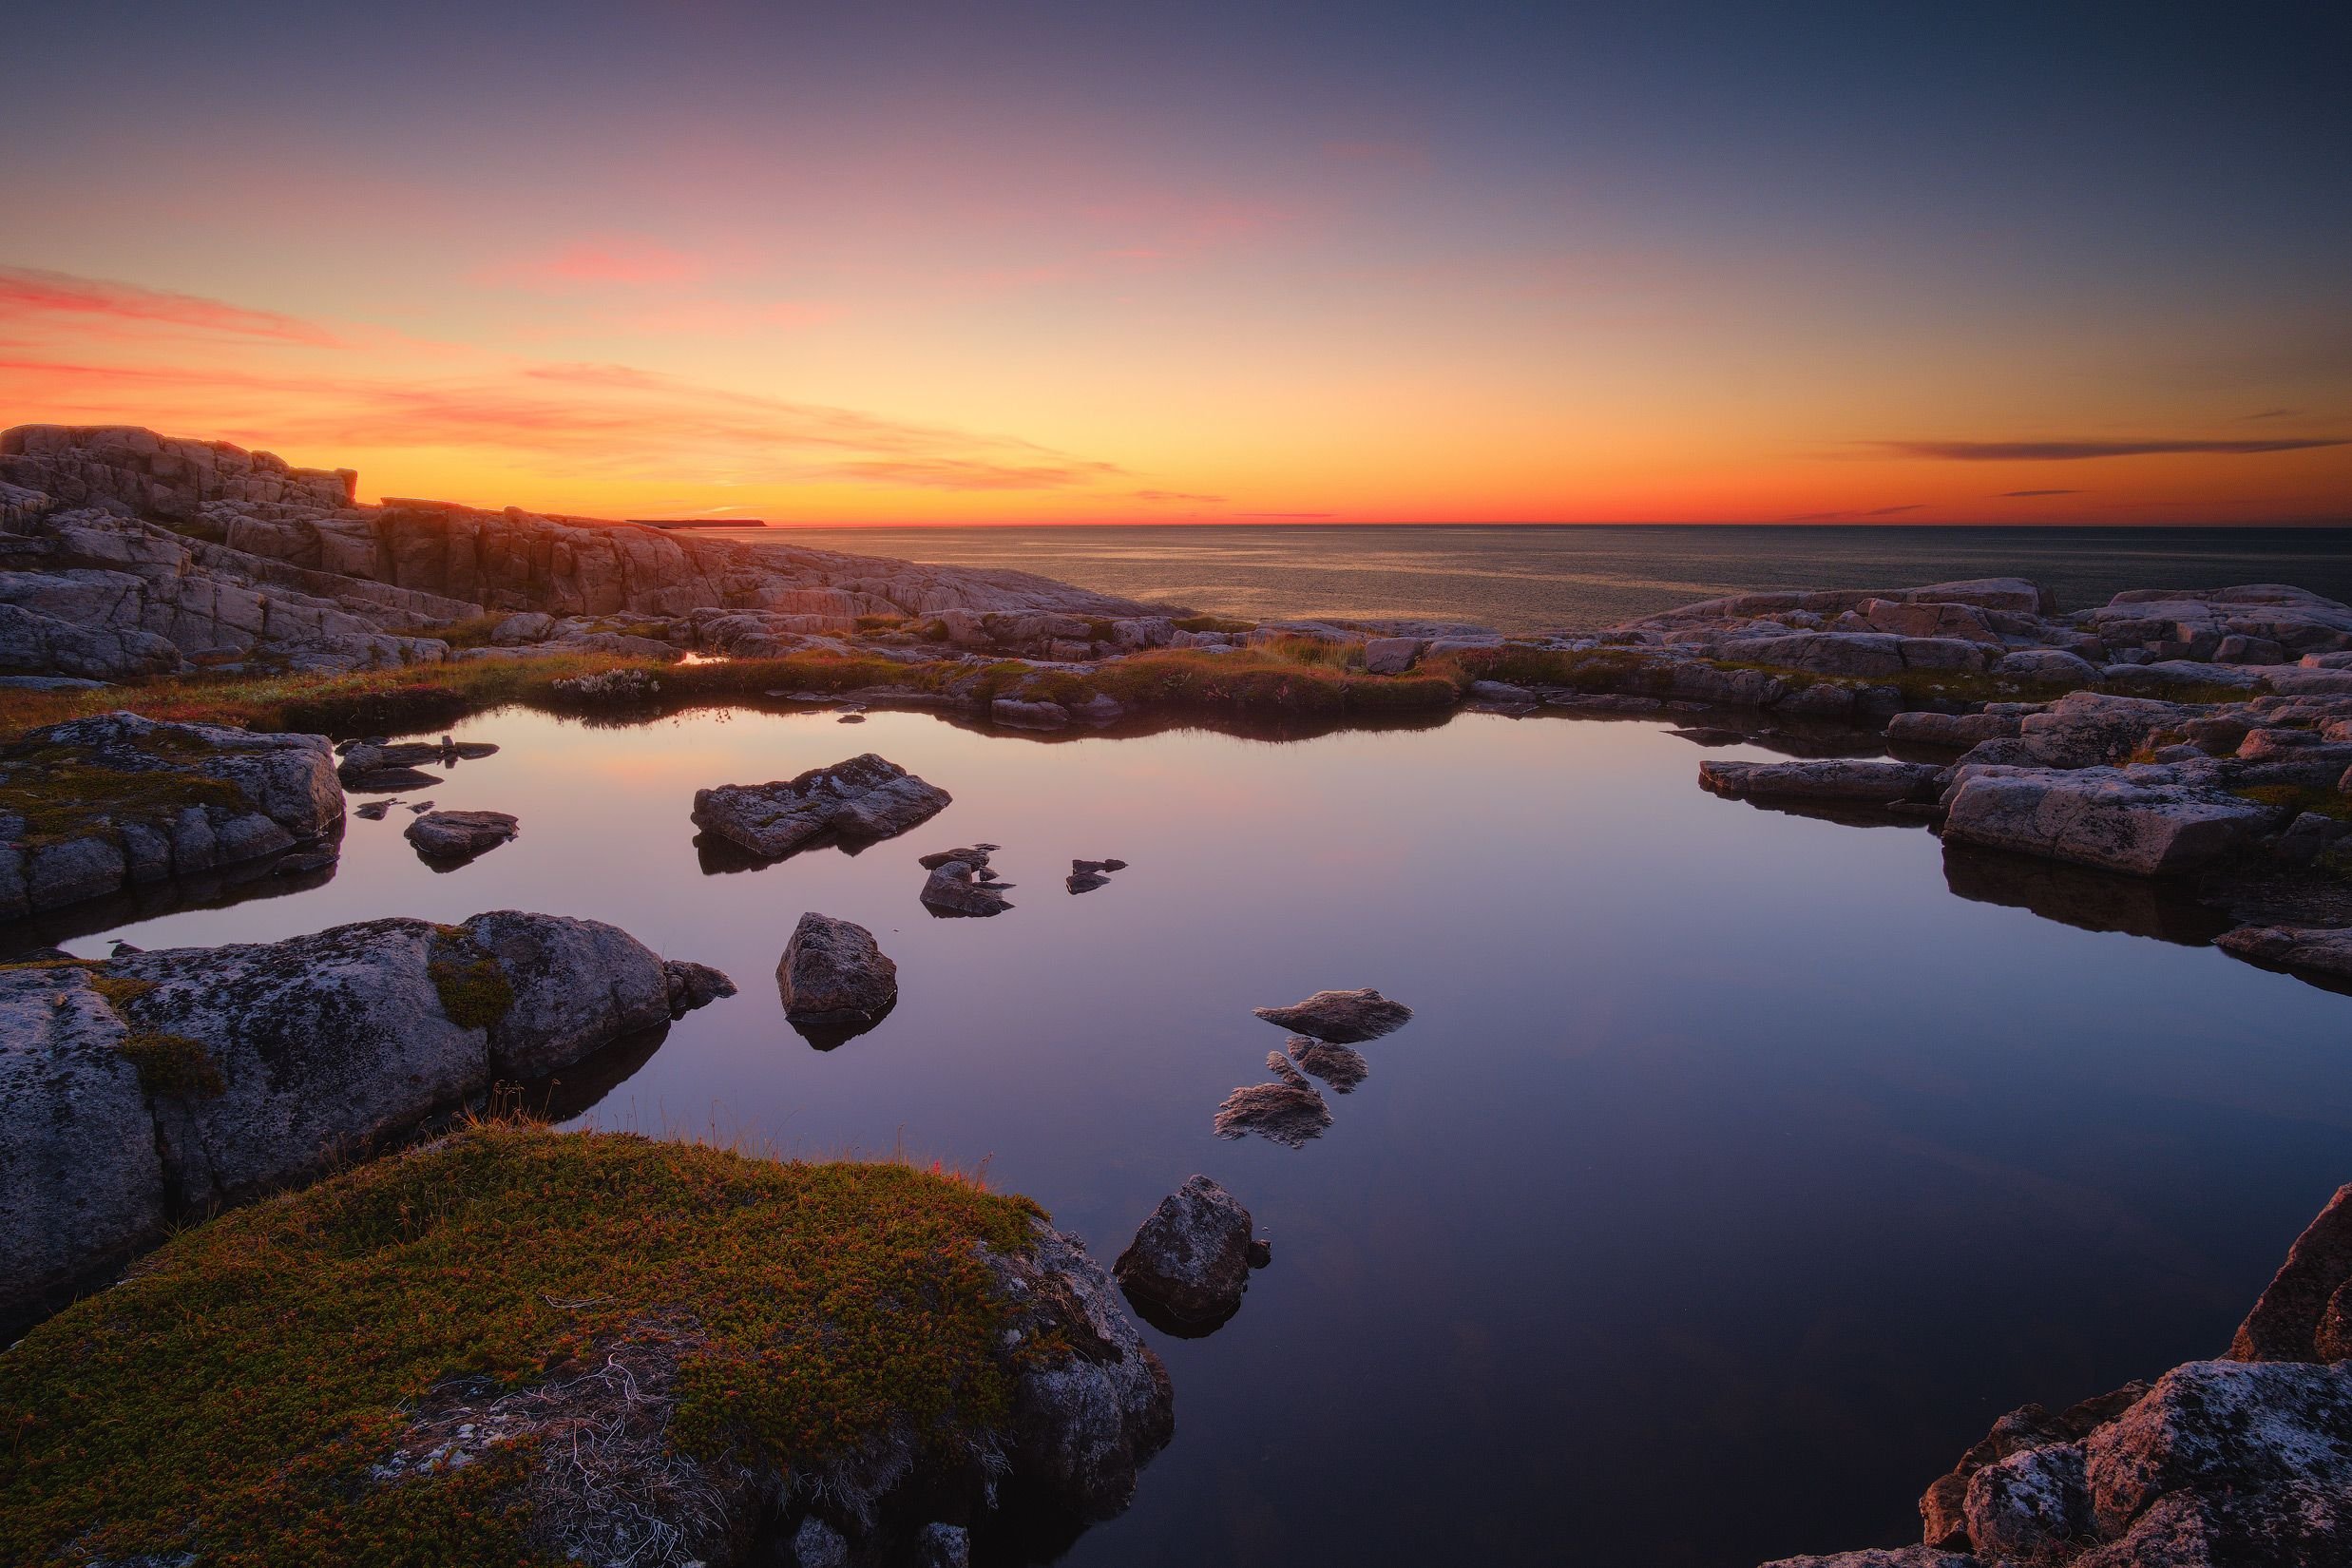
{"left": 1067, "top": 871, "right": 1110, "bottom": 893}
{"left": 1068, "top": 855, "right": 1129, "bottom": 893}
{"left": 1213, "top": 1073, "right": 1331, "bottom": 1149}
{"left": 1289, "top": 1036, "right": 1368, "bottom": 1092}
{"left": 1115, "top": 1175, "right": 1264, "bottom": 1333}
{"left": 776, "top": 913, "right": 897, "bottom": 1045}
{"left": 354, "top": 800, "right": 393, "bottom": 820}
{"left": 691, "top": 755, "right": 950, "bottom": 860}
{"left": 1252, "top": 987, "right": 1413, "bottom": 1042}
{"left": 660, "top": 959, "right": 737, "bottom": 1018}
{"left": 408, "top": 800, "right": 435, "bottom": 813}
{"left": 919, "top": 846, "right": 993, "bottom": 870}
{"left": 837, "top": 713, "right": 866, "bottom": 723}
{"left": 404, "top": 810, "right": 518, "bottom": 862}
{"left": 922, "top": 858, "right": 1013, "bottom": 917}
{"left": 108, "top": 939, "right": 143, "bottom": 956}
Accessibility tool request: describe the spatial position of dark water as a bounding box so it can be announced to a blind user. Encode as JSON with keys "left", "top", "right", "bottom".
{"left": 43, "top": 702, "right": 2352, "bottom": 1565}
{"left": 719, "top": 523, "right": 2352, "bottom": 632}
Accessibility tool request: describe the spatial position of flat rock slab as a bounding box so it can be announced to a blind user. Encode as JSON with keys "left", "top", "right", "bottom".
{"left": 1941, "top": 764, "right": 2271, "bottom": 876}
{"left": 691, "top": 754, "right": 949, "bottom": 859}
{"left": 2216, "top": 925, "right": 2352, "bottom": 988}
{"left": 1289, "top": 1036, "right": 1369, "bottom": 1092}
{"left": 1214, "top": 1055, "right": 1332, "bottom": 1148}
{"left": 403, "top": 809, "right": 518, "bottom": 861}
{"left": 1699, "top": 758, "right": 1945, "bottom": 804}
{"left": 1252, "top": 987, "right": 1413, "bottom": 1042}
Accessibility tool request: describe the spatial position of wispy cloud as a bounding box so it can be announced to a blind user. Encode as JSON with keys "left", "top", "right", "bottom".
{"left": 0, "top": 265, "right": 340, "bottom": 346}
{"left": 2243, "top": 408, "right": 2300, "bottom": 421}
{"left": 1998, "top": 488, "right": 2085, "bottom": 497}
{"left": 818, "top": 456, "right": 1123, "bottom": 491}
{"left": 1238, "top": 510, "right": 1333, "bottom": 519}
{"left": 1879, "top": 438, "right": 2347, "bottom": 461}
{"left": 1782, "top": 504, "right": 1924, "bottom": 522}
{"left": 1133, "top": 488, "right": 1226, "bottom": 504}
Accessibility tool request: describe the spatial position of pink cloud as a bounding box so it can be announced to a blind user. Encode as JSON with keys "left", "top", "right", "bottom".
{"left": 0, "top": 266, "right": 340, "bottom": 346}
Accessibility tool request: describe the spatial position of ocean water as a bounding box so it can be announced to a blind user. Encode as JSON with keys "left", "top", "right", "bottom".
{"left": 30, "top": 702, "right": 2352, "bottom": 1567}
{"left": 716, "top": 523, "right": 2352, "bottom": 632}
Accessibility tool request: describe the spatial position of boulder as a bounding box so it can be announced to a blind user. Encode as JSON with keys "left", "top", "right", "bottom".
{"left": 1113, "top": 1175, "right": 1262, "bottom": 1328}
{"left": 1363, "top": 637, "right": 1424, "bottom": 675}
{"left": 1941, "top": 764, "right": 2270, "bottom": 875}
{"left": 403, "top": 809, "right": 518, "bottom": 861}
{"left": 1252, "top": 987, "right": 1413, "bottom": 1042}
{"left": 0, "top": 911, "right": 724, "bottom": 1317}
{"left": 1995, "top": 648, "right": 2101, "bottom": 684}
{"left": 1887, "top": 711, "right": 2024, "bottom": 749}
{"left": 1699, "top": 759, "right": 1945, "bottom": 804}
{"left": 776, "top": 913, "right": 898, "bottom": 1031}
{"left": 691, "top": 754, "right": 950, "bottom": 859}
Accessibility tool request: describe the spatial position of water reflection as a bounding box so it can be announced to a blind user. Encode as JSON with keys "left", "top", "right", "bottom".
{"left": 40, "top": 701, "right": 2352, "bottom": 1568}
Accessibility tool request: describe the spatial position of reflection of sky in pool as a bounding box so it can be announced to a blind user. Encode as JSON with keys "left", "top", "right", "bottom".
{"left": 63, "top": 704, "right": 2352, "bottom": 1566}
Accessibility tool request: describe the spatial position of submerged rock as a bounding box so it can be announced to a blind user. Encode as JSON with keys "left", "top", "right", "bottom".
{"left": 0, "top": 910, "right": 724, "bottom": 1321}
{"left": 1114, "top": 1175, "right": 1263, "bottom": 1331}
{"left": 776, "top": 913, "right": 898, "bottom": 1038}
{"left": 403, "top": 808, "right": 518, "bottom": 861}
{"left": 1288, "top": 1036, "right": 1369, "bottom": 1092}
{"left": 1252, "top": 987, "right": 1413, "bottom": 1042}
{"left": 1213, "top": 1057, "right": 1332, "bottom": 1148}
{"left": 691, "top": 754, "right": 950, "bottom": 860}
{"left": 922, "top": 858, "right": 1013, "bottom": 917}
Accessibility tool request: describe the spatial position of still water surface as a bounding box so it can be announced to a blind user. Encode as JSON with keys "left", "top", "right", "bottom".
{"left": 51, "top": 704, "right": 2352, "bottom": 1566}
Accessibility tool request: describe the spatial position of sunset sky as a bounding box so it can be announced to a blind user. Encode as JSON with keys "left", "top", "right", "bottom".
{"left": 3, "top": 2, "right": 2345, "bottom": 526}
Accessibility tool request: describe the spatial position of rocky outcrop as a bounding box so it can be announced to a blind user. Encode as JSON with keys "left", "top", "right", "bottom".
{"left": 691, "top": 755, "right": 950, "bottom": 860}
{"left": 775, "top": 913, "right": 897, "bottom": 1040}
{"left": 0, "top": 910, "right": 728, "bottom": 1321}
{"left": 1252, "top": 987, "right": 1414, "bottom": 1042}
{"left": 403, "top": 808, "right": 518, "bottom": 861}
{"left": 0, "top": 711, "right": 343, "bottom": 919}
{"left": 1769, "top": 1183, "right": 2352, "bottom": 1568}
{"left": 1114, "top": 1176, "right": 1266, "bottom": 1332}
{"left": 0, "top": 424, "right": 1172, "bottom": 678}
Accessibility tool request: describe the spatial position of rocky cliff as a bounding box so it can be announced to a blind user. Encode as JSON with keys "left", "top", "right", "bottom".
{"left": 0, "top": 424, "right": 1171, "bottom": 679}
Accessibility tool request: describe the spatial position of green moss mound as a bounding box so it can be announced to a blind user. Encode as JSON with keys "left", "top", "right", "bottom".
{"left": 0, "top": 743, "right": 251, "bottom": 847}
{"left": 116, "top": 1029, "right": 225, "bottom": 1098}
{"left": 428, "top": 948, "right": 516, "bottom": 1030}
{"left": 0, "top": 1124, "right": 1042, "bottom": 1567}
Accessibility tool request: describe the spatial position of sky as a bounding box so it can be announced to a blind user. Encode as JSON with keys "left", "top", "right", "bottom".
{"left": 2, "top": 1, "right": 2346, "bottom": 526}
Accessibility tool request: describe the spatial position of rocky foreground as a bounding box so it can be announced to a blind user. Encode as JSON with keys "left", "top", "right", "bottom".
{"left": 1769, "top": 1184, "right": 2352, "bottom": 1568}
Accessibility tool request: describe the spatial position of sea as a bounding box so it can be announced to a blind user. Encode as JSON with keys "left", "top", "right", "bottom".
{"left": 706, "top": 523, "right": 2352, "bottom": 630}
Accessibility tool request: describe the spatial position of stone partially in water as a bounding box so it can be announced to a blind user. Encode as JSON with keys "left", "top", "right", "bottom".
{"left": 1288, "top": 1036, "right": 1368, "bottom": 1092}
{"left": 1114, "top": 1175, "right": 1262, "bottom": 1332}
{"left": 691, "top": 754, "right": 950, "bottom": 861}
{"left": 922, "top": 859, "right": 1012, "bottom": 917}
{"left": 403, "top": 809, "right": 518, "bottom": 862}
{"left": 776, "top": 913, "right": 897, "bottom": 1041}
{"left": 1213, "top": 1063, "right": 1331, "bottom": 1149}
{"left": 1252, "top": 987, "right": 1412, "bottom": 1043}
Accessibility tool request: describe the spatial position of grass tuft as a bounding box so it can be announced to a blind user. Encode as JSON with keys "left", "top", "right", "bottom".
{"left": 116, "top": 1030, "right": 226, "bottom": 1099}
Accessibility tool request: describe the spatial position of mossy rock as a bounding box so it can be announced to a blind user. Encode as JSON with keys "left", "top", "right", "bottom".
{"left": 0, "top": 1125, "right": 1048, "bottom": 1566}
